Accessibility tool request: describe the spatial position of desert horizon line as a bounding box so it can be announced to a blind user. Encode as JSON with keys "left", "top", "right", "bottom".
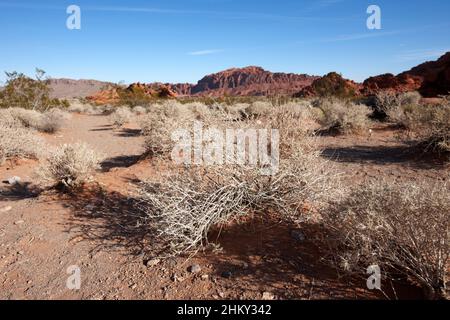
{"left": 3, "top": 50, "right": 449, "bottom": 87}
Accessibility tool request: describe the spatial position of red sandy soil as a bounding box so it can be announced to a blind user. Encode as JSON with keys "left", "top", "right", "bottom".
{"left": 0, "top": 114, "right": 446, "bottom": 300}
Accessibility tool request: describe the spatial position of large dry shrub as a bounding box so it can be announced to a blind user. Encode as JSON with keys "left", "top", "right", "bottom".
{"left": 323, "top": 180, "right": 449, "bottom": 299}
{"left": 314, "top": 98, "right": 371, "bottom": 134}
{"left": 137, "top": 140, "right": 335, "bottom": 256}
{"left": 37, "top": 143, "right": 103, "bottom": 189}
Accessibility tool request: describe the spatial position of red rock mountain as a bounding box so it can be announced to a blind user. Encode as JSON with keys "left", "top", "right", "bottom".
{"left": 362, "top": 52, "right": 450, "bottom": 97}
{"left": 183, "top": 66, "right": 319, "bottom": 96}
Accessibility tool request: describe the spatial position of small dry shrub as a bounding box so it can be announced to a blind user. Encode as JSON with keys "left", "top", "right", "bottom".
{"left": 139, "top": 102, "right": 196, "bottom": 156}
{"left": 39, "top": 108, "right": 70, "bottom": 133}
{"left": 37, "top": 143, "right": 103, "bottom": 189}
{"left": 132, "top": 106, "right": 147, "bottom": 115}
{"left": 0, "top": 113, "right": 45, "bottom": 164}
{"left": 6, "top": 107, "right": 67, "bottom": 133}
{"left": 8, "top": 108, "right": 42, "bottom": 129}
{"left": 314, "top": 98, "right": 371, "bottom": 134}
{"left": 244, "top": 101, "right": 273, "bottom": 119}
{"left": 392, "top": 103, "right": 450, "bottom": 156}
{"left": 374, "top": 91, "right": 422, "bottom": 120}
{"left": 110, "top": 106, "right": 133, "bottom": 127}
{"left": 68, "top": 100, "right": 91, "bottom": 113}
{"left": 323, "top": 179, "right": 449, "bottom": 299}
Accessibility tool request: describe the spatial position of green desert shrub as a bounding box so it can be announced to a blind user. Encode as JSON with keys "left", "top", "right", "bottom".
{"left": 0, "top": 69, "right": 68, "bottom": 111}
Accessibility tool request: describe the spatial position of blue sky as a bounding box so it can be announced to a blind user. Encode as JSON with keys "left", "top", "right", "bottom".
{"left": 0, "top": 0, "right": 449, "bottom": 84}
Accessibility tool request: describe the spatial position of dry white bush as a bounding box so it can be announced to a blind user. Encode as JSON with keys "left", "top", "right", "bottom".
{"left": 68, "top": 100, "right": 89, "bottom": 113}
{"left": 37, "top": 143, "right": 103, "bottom": 189}
{"left": 110, "top": 106, "right": 134, "bottom": 127}
{"left": 139, "top": 103, "right": 195, "bottom": 156}
{"left": 5, "top": 107, "right": 68, "bottom": 133}
{"left": 8, "top": 108, "right": 42, "bottom": 129}
{"left": 374, "top": 91, "right": 422, "bottom": 120}
{"left": 390, "top": 103, "right": 450, "bottom": 155}
{"left": 223, "top": 103, "right": 249, "bottom": 121}
{"left": 39, "top": 108, "right": 70, "bottom": 133}
{"left": 244, "top": 101, "right": 273, "bottom": 119}
{"left": 323, "top": 179, "right": 449, "bottom": 299}
{"left": 314, "top": 99, "right": 371, "bottom": 134}
{"left": 185, "top": 102, "right": 213, "bottom": 120}
{"left": 0, "top": 113, "right": 46, "bottom": 164}
{"left": 137, "top": 141, "right": 336, "bottom": 256}
{"left": 132, "top": 106, "right": 147, "bottom": 115}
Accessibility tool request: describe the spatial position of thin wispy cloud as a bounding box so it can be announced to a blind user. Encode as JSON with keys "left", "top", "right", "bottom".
{"left": 321, "top": 30, "right": 402, "bottom": 42}
{"left": 320, "top": 23, "right": 450, "bottom": 43}
{"left": 396, "top": 49, "right": 450, "bottom": 62}
{"left": 188, "top": 49, "right": 224, "bottom": 56}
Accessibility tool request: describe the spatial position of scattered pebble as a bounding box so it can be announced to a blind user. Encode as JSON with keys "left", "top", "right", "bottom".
{"left": 262, "top": 292, "right": 275, "bottom": 300}
{"left": 145, "top": 258, "right": 161, "bottom": 267}
{"left": 14, "top": 220, "right": 24, "bottom": 225}
{"left": 201, "top": 274, "right": 209, "bottom": 281}
{"left": 188, "top": 264, "right": 201, "bottom": 273}
{"left": 218, "top": 291, "right": 226, "bottom": 298}
{"left": 5, "top": 176, "right": 21, "bottom": 185}
{"left": 0, "top": 206, "right": 12, "bottom": 213}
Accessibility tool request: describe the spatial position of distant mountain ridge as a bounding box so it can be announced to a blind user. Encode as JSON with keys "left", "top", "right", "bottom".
{"left": 48, "top": 78, "right": 114, "bottom": 99}
{"left": 43, "top": 52, "right": 450, "bottom": 100}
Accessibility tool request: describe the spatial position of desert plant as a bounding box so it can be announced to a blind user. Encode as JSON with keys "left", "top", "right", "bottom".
{"left": 110, "top": 106, "right": 133, "bottom": 127}
{"left": 244, "top": 101, "right": 273, "bottom": 119}
{"left": 132, "top": 105, "right": 147, "bottom": 115}
{"left": 323, "top": 179, "right": 449, "bottom": 299}
{"left": 137, "top": 144, "right": 334, "bottom": 257}
{"left": 0, "top": 112, "right": 46, "bottom": 164}
{"left": 0, "top": 69, "right": 67, "bottom": 111}
{"left": 373, "top": 91, "right": 422, "bottom": 120}
{"left": 37, "top": 143, "right": 102, "bottom": 189}
{"left": 39, "top": 109, "right": 70, "bottom": 133}
{"left": 314, "top": 98, "right": 371, "bottom": 134}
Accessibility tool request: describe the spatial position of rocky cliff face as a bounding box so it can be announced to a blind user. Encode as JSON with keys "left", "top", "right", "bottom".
{"left": 188, "top": 66, "right": 318, "bottom": 96}
{"left": 362, "top": 52, "right": 450, "bottom": 97}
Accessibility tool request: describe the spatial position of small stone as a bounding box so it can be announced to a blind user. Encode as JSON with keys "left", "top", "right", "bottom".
{"left": 188, "top": 264, "right": 201, "bottom": 273}
{"left": 290, "top": 229, "right": 306, "bottom": 242}
{"left": 262, "top": 291, "right": 275, "bottom": 300}
{"left": 201, "top": 274, "right": 209, "bottom": 281}
{"left": 0, "top": 206, "right": 12, "bottom": 213}
{"left": 14, "top": 220, "right": 24, "bottom": 225}
{"left": 241, "top": 262, "right": 249, "bottom": 269}
{"left": 17, "top": 251, "right": 24, "bottom": 255}
{"left": 5, "top": 176, "right": 21, "bottom": 185}
{"left": 221, "top": 271, "right": 232, "bottom": 279}
{"left": 145, "top": 258, "right": 161, "bottom": 267}
{"left": 218, "top": 291, "right": 226, "bottom": 298}
{"left": 130, "top": 283, "right": 137, "bottom": 290}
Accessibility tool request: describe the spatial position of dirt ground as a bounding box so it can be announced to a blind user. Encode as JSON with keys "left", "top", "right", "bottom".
{"left": 0, "top": 114, "right": 447, "bottom": 300}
